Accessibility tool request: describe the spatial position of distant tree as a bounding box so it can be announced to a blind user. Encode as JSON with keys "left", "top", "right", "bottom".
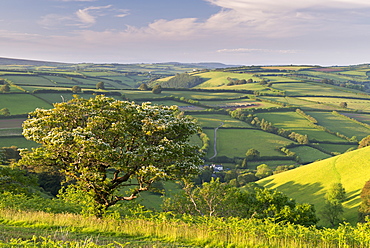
{"left": 138, "top": 83, "right": 148, "bottom": 91}
{"left": 359, "top": 135, "right": 370, "bottom": 148}
{"left": 246, "top": 148, "right": 260, "bottom": 159}
{"left": 255, "top": 164, "right": 273, "bottom": 179}
{"left": 96, "top": 81, "right": 105, "bottom": 90}
{"left": 237, "top": 173, "right": 258, "bottom": 185}
{"left": 326, "top": 183, "right": 346, "bottom": 202}
{"left": 320, "top": 183, "right": 346, "bottom": 227}
{"left": 71, "top": 85, "right": 82, "bottom": 93}
{"left": 247, "top": 78, "right": 253, "bottom": 83}
{"left": 359, "top": 179, "right": 370, "bottom": 222}
{"left": 1, "top": 84, "right": 10, "bottom": 93}
{"left": 0, "top": 108, "right": 10, "bottom": 116}
{"left": 241, "top": 157, "right": 248, "bottom": 168}
{"left": 340, "top": 102, "right": 348, "bottom": 108}
{"left": 152, "top": 84, "right": 162, "bottom": 94}
{"left": 259, "top": 80, "right": 267, "bottom": 85}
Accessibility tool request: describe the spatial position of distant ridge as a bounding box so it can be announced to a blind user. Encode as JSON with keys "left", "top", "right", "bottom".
{"left": 0, "top": 57, "right": 70, "bottom": 66}
{"left": 156, "top": 62, "right": 241, "bottom": 69}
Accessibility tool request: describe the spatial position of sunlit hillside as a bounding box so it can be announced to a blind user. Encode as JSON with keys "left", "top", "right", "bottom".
{"left": 258, "top": 146, "right": 370, "bottom": 225}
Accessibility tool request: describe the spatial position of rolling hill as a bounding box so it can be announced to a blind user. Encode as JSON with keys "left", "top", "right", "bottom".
{"left": 258, "top": 146, "right": 370, "bottom": 225}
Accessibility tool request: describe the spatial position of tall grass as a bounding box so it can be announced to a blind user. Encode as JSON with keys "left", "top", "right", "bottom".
{"left": 1, "top": 208, "right": 370, "bottom": 247}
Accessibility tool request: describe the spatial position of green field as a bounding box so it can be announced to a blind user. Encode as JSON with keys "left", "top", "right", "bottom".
{"left": 318, "top": 143, "right": 357, "bottom": 153}
{"left": 35, "top": 92, "right": 101, "bottom": 104}
{"left": 0, "top": 136, "right": 37, "bottom": 148}
{"left": 0, "top": 94, "right": 52, "bottom": 114}
{"left": 42, "top": 75, "right": 75, "bottom": 85}
{"left": 299, "top": 97, "right": 370, "bottom": 112}
{"left": 272, "top": 82, "right": 362, "bottom": 97}
{"left": 192, "top": 71, "right": 259, "bottom": 88}
{"left": 308, "top": 111, "right": 370, "bottom": 139}
{"left": 289, "top": 146, "right": 331, "bottom": 163}
{"left": 341, "top": 113, "right": 370, "bottom": 125}
{"left": 198, "top": 98, "right": 280, "bottom": 109}
{"left": 256, "top": 112, "right": 346, "bottom": 142}
{"left": 259, "top": 146, "right": 370, "bottom": 225}
{"left": 3, "top": 75, "right": 56, "bottom": 86}
{"left": 214, "top": 129, "right": 293, "bottom": 158}
{"left": 193, "top": 114, "right": 253, "bottom": 128}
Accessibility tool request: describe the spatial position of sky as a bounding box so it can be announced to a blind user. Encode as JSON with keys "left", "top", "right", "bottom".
{"left": 1, "top": 0, "right": 370, "bottom": 66}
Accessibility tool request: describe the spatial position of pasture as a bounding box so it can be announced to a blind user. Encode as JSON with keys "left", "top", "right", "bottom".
{"left": 214, "top": 129, "right": 293, "bottom": 158}
{"left": 259, "top": 146, "right": 370, "bottom": 225}
{"left": 299, "top": 97, "right": 370, "bottom": 112}
{"left": 197, "top": 99, "right": 275, "bottom": 109}
{"left": 318, "top": 143, "right": 357, "bottom": 154}
{"left": 41, "top": 75, "right": 75, "bottom": 85}
{"left": 2, "top": 75, "right": 56, "bottom": 86}
{"left": 289, "top": 146, "right": 331, "bottom": 163}
{"left": 307, "top": 111, "right": 370, "bottom": 139}
{"left": 0, "top": 137, "right": 36, "bottom": 149}
{"left": 256, "top": 111, "right": 347, "bottom": 142}
{"left": 341, "top": 112, "right": 370, "bottom": 125}
{"left": 192, "top": 71, "right": 259, "bottom": 88}
{"left": 272, "top": 82, "right": 362, "bottom": 97}
{"left": 192, "top": 113, "right": 253, "bottom": 128}
{"left": 0, "top": 94, "right": 52, "bottom": 115}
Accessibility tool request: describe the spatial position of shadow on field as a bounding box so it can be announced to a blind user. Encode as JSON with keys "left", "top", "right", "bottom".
{"left": 263, "top": 180, "right": 326, "bottom": 205}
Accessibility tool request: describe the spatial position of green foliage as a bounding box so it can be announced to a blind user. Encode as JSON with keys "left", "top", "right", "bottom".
{"left": 71, "top": 85, "right": 81, "bottom": 93}
{"left": 245, "top": 148, "right": 260, "bottom": 159}
{"left": 1, "top": 208, "right": 370, "bottom": 248}
{"left": 0, "top": 165, "right": 40, "bottom": 195}
{"left": 326, "top": 183, "right": 346, "bottom": 202}
{"left": 320, "top": 183, "right": 346, "bottom": 227}
{"left": 359, "top": 179, "right": 370, "bottom": 222}
{"left": 1, "top": 84, "right": 10, "bottom": 93}
{"left": 163, "top": 179, "right": 318, "bottom": 226}
{"left": 160, "top": 73, "right": 204, "bottom": 88}
{"left": 0, "top": 107, "right": 10, "bottom": 116}
{"left": 255, "top": 164, "right": 273, "bottom": 179}
{"left": 340, "top": 101, "right": 348, "bottom": 108}
{"left": 359, "top": 135, "right": 370, "bottom": 148}
{"left": 19, "top": 95, "right": 203, "bottom": 216}
{"left": 138, "top": 82, "right": 148, "bottom": 90}
{"left": 96, "top": 81, "right": 105, "bottom": 89}
{"left": 152, "top": 84, "right": 162, "bottom": 94}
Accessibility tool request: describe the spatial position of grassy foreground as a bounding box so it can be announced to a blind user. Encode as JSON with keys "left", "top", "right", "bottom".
{"left": 1, "top": 208, "right": 370, "bottom": 247}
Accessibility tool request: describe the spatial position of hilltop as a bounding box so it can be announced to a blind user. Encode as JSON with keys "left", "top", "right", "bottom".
{"left": 0, "top": 57, "right": 69, "bottom": 66}
{"left": 258, "top": 146, "right": 370, "bottom": 225}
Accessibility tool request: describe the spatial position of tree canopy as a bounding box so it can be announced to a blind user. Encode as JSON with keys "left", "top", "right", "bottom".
{"left": 163, "top": 179, "right": 318, "bottom": 226}
{"left": 96, "top": 81, "right": 105, "bottom": 90}
{"left": 19, "top": 95, "right": 203, "bottom": 216}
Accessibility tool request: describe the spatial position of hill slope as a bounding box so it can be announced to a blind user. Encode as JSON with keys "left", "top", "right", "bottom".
{"left": 258, "top": 146, "right": 370, "bottom": 225}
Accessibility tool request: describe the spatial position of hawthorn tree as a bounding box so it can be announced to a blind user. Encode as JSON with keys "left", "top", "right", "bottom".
{"left": 19, "top": 95, "right": 203, "bottom": 216}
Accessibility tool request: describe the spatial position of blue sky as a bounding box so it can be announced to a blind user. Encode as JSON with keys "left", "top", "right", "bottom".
{"left": 1, "top": 0, "right": 370, "bottom": 65}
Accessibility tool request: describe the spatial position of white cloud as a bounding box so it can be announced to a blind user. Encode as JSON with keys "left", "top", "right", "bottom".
{"left": 76, "top": 5, "right": 112, "bottom": 26}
